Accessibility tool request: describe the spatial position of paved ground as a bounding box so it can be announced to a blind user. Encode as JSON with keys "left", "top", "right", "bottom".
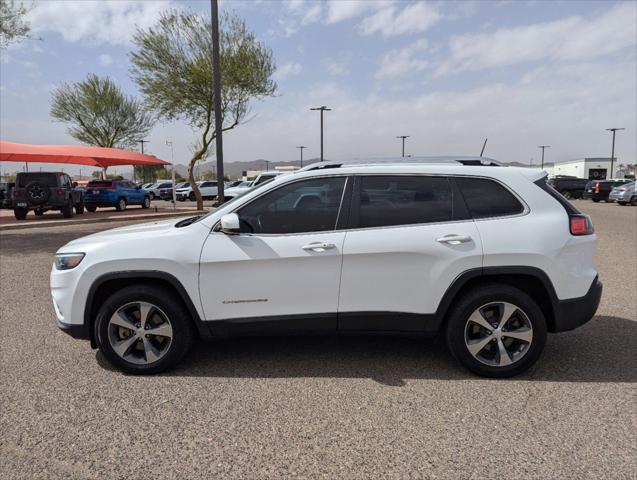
{"left": 0, "top": 200, "right": 635, "bottom": 479}
{"left": 0, "top": 200, "right": 207, "bottom": 227}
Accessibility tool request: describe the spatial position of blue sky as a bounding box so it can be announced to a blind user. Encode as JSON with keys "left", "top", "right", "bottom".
{"left": 1, "top": 0, "right": 636, "bottom": 175}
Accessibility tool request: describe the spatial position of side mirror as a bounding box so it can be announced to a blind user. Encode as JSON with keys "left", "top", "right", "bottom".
{"left": 220, "top": 213, "right": 240, "bottom": 234}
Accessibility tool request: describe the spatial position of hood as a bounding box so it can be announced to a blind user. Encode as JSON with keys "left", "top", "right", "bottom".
{"left": 59, "top": 217, "right": 195, "bottom": 251}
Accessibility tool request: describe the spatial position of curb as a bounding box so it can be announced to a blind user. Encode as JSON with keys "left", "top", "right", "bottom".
{"left": 0, "top": 210, "right": 208, "bottom": 232}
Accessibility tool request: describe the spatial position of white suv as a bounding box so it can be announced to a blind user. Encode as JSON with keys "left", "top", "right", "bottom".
{"left": 51, "top": 158, "right": 602, "bottom": 377}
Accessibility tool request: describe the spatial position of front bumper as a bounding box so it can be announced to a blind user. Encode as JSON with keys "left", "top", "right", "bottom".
{"left": 552, "top": 276, "right": 602, "bottom": 332}
{"left": 56, "top": 318, "right": 90, "bottom": 339}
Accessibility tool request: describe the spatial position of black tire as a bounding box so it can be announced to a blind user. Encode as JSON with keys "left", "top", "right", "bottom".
{"left": 141, "top": 196, "right": 151, "bottom": 209}
{"left": 13, "top": 207, "right": 27, "bottom": 220}
{"left": 61, "top": 199, "right": 74, "bottom": 218}
{"left": 618, "top": 201, "right": 627, "bottom": 206}
{"left": 95, "top": 285, "right": 195, "bottom": 374}
{"left": 115, "top": 197, "right": 126, "bottom": 211}
{"left": 445, "top": 284, "right": 547, "bottom": 378}
{"left": 34, "top": 208, "right": 44, "bottom": 216}
{"left": 592, "top": 199, "right": 600, "bottom": 203}
{"left": 75, "top": 203, "right": 84, "bottom": 214}
{"left": 24, "top": 181, "right": 50, "bottom": 205}
{"left": 631, "top": 196, "right": 637, "bottom": 206}
{"left": 86, "top": 205, "right": 97, "bottom": 212}
{"left": 560, "top": 190, "right": 572, "bottom": 199}
{"left": 189, "top": 191, "right": 196, "bottom": 201}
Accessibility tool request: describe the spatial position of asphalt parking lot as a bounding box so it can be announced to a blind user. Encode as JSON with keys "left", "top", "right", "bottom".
{"left": 0, "top": 200, "right": 635, "bottom": 479}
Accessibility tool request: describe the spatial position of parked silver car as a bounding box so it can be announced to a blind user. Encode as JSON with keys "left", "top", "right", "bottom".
{"left": 608, "top": 181, "right": 636, "bottom": 206}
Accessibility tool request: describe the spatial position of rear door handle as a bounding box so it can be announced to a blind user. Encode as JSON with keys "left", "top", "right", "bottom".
{"left": 302, "top": 242, "right": 336, "bottom": 252}
{"left": 436, "top": 234, "right": 472, "bottom": 245}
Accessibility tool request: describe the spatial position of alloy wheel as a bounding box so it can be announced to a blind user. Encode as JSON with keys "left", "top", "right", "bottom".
{"left": 107, "top": 301, "right": 173, "bottom": 365}
{"left": 464, "top": 302, "right": 533, "bottom": 367}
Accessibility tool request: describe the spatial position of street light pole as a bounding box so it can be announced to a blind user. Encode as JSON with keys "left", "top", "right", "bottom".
{"left": 310, "top": 106, "right": 331, "bottom": 161}
{"left": 296, "top": 146, "right": 307, "bottom": 167}
{"left": 166, "top": 140, "right": 176, "bottom": 209}
{"left": 211, "top": 0, "right": 225, "bottom": 204}
{"left": 396, "top": 135, "right": 409, "bottom": 157}
{"left": 264, "top": 160, "right": 269, "bottom": 171}
{"left": 538, "top": 145, "right": 551, "bottom": 169}
{"left": 136, "top": 139, "right": 149, "bottom": 183}
{"left": 606, "top": 128, "right": 624, "bottom": 179}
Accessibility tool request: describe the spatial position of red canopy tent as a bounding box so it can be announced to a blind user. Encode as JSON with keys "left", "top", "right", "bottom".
{"left": 0, "top": 141, "right": 170, "bottom": 170}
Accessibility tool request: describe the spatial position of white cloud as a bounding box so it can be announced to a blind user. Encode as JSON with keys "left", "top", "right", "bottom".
{"left": 437, "top": 2, "right": 637, "bottom": 75}
{"left": 359, "top": 2, "right": 443, "bottom": 37}
{"left": 324, "top": 59, "right": 349, "bottom": 77}
{"left": 325, "top": 0, "right": 386, "bottom": 24}
{"left": 98, "top": 54, "right": 113, "bottom": 67}
{"left": 273, "top": 62, "right": 303, "bottom": 81}
{"left": 375, "top": 39, "right": 429, "bottom": 80}
{"left": 27, "top": 1, "right": 173, "bottom": 46}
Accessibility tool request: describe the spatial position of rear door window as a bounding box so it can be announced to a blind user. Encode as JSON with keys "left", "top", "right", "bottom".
{"left": 353, "top": 176, "right": 457, "bottom": 228}
{"left": 455, "top": 177, "right": 524, "bottom": 219}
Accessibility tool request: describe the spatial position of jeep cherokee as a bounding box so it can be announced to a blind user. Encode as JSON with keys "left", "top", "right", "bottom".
{"left": 51, "top": 158, "right": 602, "bottom": 377}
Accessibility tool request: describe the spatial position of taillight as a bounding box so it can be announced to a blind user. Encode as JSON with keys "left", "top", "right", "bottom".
{"left": 56, "top": 189, "right": 64, "bottom": 196}
{"left": 594, "top": 183, "right": 600, "bottom": 193}
{"left": 570, "top": 214, "right": 594, "bottom": 236}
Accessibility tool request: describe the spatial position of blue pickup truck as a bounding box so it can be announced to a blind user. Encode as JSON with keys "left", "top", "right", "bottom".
{"left": 83, "top": 179, "right": 151, "bottom": 212}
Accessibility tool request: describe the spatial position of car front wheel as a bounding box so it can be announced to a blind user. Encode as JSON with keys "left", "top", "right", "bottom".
{"left": 95, "top": 286, "right": 194, "bottom": 374}
{"left": 115, "top": 198, "right": 126, "bottom": 211}
{"left": 141, "top": 196, "right": 151, "bottom": 209}
{"left": 446, "top": 284, "right": 547, "bottom": 378}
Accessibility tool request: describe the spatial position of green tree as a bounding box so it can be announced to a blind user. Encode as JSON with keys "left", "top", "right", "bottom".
{"left": 0, "top": 0, "right": 31, "bottom": 48}
{"left": 51, "top": 74, "right": 154, "bottom": 152}
{"left": 130, "top": 10, "right": 276, "bottom": 209}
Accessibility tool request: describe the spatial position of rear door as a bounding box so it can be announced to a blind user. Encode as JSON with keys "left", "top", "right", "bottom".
{"left": 338, "top": 175, "right": 483, "bottom": 332}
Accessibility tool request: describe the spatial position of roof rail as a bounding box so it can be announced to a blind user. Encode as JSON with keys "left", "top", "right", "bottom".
{"left": 296, "top": 156, "right": 504, "bottom": 172}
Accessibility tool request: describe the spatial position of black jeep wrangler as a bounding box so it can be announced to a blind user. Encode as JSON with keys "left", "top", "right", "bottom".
{"left": 12, "top": 172, "right": 84, "bottom": 220}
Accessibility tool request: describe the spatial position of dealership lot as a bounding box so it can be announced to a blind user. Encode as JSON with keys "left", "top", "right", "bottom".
{"left": 0, "top": 201, "right": 635, "bottom": 478}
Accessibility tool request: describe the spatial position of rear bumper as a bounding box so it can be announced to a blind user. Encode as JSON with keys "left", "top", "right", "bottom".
{"left": 552, "top": 277, "right": 602, "bottom": 332}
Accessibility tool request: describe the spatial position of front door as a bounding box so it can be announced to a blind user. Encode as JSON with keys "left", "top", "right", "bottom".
{"left": 199, "top": 176, "right": 349, "bottom": 334}
{"left": 338, "top": 175, "right": 483, "bottom": 332}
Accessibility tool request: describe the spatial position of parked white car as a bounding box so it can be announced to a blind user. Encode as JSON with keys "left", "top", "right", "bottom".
{"left": 51, "top": 157, "right": 601, "bottom": 377}
{"left": 176, "top": 181, "right": 219, "bottom": 201}
{"left": 223, "top": 171, "right": 286, "bottom": 202}
{"left": 146, "top": 180, "right": 173, "bottom": 200}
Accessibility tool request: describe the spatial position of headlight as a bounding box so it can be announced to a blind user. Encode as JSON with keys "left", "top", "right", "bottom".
{"left": 54, "top": 253, "right": 85, "bottom": 270}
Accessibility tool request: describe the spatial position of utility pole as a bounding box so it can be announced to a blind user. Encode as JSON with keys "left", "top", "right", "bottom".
{"left": 606, "top": 128, "right": 624, "bottom": 179}
{"left": 211, "top": 0, "right": 225, "bottom": 203}
{"left": 310, "top": 106, "right": 331, "bottom": 161}
{"left": 396, "top": 136, "right": 409, "bottom": 158}
{"left": 264, "top": 160, "right": 269, "bottom": 171}
{"left": 166, "top": 140, "right": 176, "bottom": 209}
{"left": 296, "top": 146, "right": 307, "bottom": 167}
{"left": 538, "top": 145, "right": 551, "bottom": 169}
{"left": 136, "top": 139, "right": 149, "bottom": 183}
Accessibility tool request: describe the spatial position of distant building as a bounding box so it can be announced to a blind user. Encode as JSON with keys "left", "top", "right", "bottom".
{"left": 545, "top": 158, "right": 620, "bottom": 180}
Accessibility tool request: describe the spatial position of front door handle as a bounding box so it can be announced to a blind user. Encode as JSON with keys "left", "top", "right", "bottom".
{"left": 436, "top": 234, "right": 472, "bottom": 245}
{"left": 302, "top": 242, "right": 336, "bottom": 252}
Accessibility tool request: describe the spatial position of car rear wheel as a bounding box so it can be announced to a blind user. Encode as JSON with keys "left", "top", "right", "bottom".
{"left": 61, "top": 199, "right": 74, "bottom": 218}
{"left": 95, "top": 286, "right": 194, "bottom": 374}
{"left": 560, "top": 190, "right": 572, "bottom": 199}
{"left": 141, "top": 196, "right": 151, "bottom": 209}
{"left": 115, "top": 198, "right": 126, "bottom": 211}
{"left": 445, "top": 284, "right": 547, "bottom": 378}
{"left": 13, "top": 207, "right": 27, "bottom": 220}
